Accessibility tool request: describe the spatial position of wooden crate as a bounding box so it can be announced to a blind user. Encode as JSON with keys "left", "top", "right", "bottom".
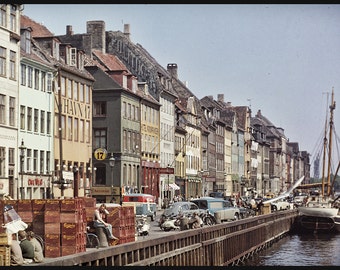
{"left": 44, "top": 223, "right": 61, "bottom": 234}
{"left": 32, "top": 199, "right": 46, "bottom": 211}
{"left": 60, "top": 199, "right": 78, "bottom": 212}
{"left": 17, "top": 199, "right": 32, "bottom": 211}
{"left": 60, "top": 211, "right": 80, "bottom": 223}
{"left": 44, "top": 211, "right": 60, "bottom": 223}
{"left": 61, "top": 245, "right": 78, "bottom": 256}
{"left": 44, "top": 233, "right": 60, "bottom": 246}
{"left": 0, "top": 233, "right": 11, "bottom": 246}
{"left": 45, "top": 199, "right": 61, "bottom": 211}
{"left": 17, "top": 211, "right": 33, "bottom": 223}
{"left": 0, "top": 246, "right": 10, "bottom": 266}
{"left": 61, "top": 223, "right": 82, "bottom": 234}
{"left": 44, "top": 246, "right": 60, "bottom": 258}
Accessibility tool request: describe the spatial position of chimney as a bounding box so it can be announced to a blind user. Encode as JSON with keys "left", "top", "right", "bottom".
{"left": 86, "top": 20, "right": 106, "bottom": 53}
{"left": 66, "top": 25, "right": 73, "bottom": 36}
{"left": 217, "top": 94, "right": 224, "bottom": 103}
{"left": 124, "top": 24, "right": 130, "bottom": 40}
{"left": 167, "top": 63, "right": 178, "bottom": 79}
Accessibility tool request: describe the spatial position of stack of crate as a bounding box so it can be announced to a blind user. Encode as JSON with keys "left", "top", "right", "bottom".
{"left": 108, "top": 205, "right": 135, "bottom": 244}
{"left": 60, "top": 198, "right": 86, "bottom": 256}
{"left": 0, "top": 200, "right": 10, "bottom": 266}
{"left": 44, "top": 199, "right": 61, "bottom": 258}
{"left": 0, "top": 232, "right": 11, "bottom": 266}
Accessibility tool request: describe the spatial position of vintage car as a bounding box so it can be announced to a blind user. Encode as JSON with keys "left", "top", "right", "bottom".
{"left": 191, "top": 197, "right": 240, "bottom": 223}
{"left": 270, "top": 198, "right": 291, "bottom": 211}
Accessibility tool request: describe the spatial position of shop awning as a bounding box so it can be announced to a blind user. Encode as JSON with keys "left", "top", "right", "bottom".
{"left": 168, "top": 183, "right": 180, "bottom": 190}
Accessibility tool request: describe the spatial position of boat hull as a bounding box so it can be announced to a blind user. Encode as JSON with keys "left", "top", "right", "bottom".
{"left": 296, "top": 206, "right": 340, "bottom": 232}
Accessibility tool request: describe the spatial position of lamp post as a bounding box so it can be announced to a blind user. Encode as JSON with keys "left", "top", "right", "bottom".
{"left": 19, "top": 139, "right": 26, "bottom": 199}
{"left": 109, "top": 156, "right": 115, "bottom": 202}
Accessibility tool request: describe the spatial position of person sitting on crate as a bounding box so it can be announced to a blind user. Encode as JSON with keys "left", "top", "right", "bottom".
{"left": 26, "top": 231, "right": 44, "bottom": 263}
{"left": 10, "top": 233, "right": 24, "bottom": 266}
{"left": 93, "top": 204, "right": 118, "bottom": 240}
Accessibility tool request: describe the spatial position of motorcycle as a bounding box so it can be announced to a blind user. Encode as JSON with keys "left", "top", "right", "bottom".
{"left": 160, "top": 214, "right": 181, "bottom": 231}
{"left": 200, "top": 210, "right": 216, "bottom": 226}
{"left": 135, "top": 214, "right": 150, "bottom": 236}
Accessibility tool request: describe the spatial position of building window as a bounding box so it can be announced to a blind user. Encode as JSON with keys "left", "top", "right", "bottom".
{"left": 70, "top": 48, "right": 77, "bottom": 66}
{"left": 0, "top": 94, "right": 5, "bottom": 124}
{"left": 27, "top": 107, "right": 32, "bottom": 131}
{"left": 0, "top": 147, "right": 4, "bottom": 177}
{"left": 34, "top": 108, "right": 39, "bottom": 132}
{"left": 27, "top": 67, "right": 33, "bottom": 88}
{"left": 67, "top": 78, "right": 72, "bottom": 99}
{"left": 26, "top": 149, "right": 31, "bottom": 173}
{"left": 93, "top": 101, "right": 106, "bottom": 116}
{"left": 85, "top": 121, "right": 90, "bottom": 143}
{"left": 61, "top": 115, "right": 66, "bottom": 139}
{"left": 0, "top": 5, "right": 6, "bottom": 28}
{"left": 34, "top": 68, "right": 39, "bottom": 89}
{"left": 21, "top": 64, "right": 26, "bottom": 86}
{"left": 80, "top": 119, "right": 84, "bottom": 142}
{"left": 20, "top": 105, "right": 25, "bottom": 129}
{"left": 9, "top": 96, "right": 15, "bottom": 126}
{"left": 79, "top": 83, "right": 84, "bottom": 102}
{"left": 0, "top": 47, "right": 6, "bottom": 76}
{"left": 9, "top": 51, "right": 16, "bottom": 80}
{"left": 47, "top": 112, "right": 51, "bottom": 135}
{"left": 73, "top": 118, "right": 78, "bottom": 141}
{"left": 85, "top": 85, "right": 90, "bottom": 104}
{"left": 41, "top": 71, "right": 46, "bottom": 91}
{"left": 47, "top": 73, "right": 52, "bottom": 93}
{"left": 9, "top": 4, "right": 16, "bottom": 32}
{"left": 40, "top": 110, "right": 45, "bottom": 133}
{"left": 33, "top": 150, "right": 38, "bottom": 173}
{"left": 68, "top": 116, "right": 73, "bottom": 141}
{"left": 94, "top": 129, "right": 107, "bottom": 149}
{"left": 73, "top": 81, "right": 78, "bottom": 101}
{"left": 40, "top": 150, "right": 44, "bottom": 174}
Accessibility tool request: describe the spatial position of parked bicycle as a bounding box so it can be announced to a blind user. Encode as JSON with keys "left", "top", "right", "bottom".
{"left": 86, "top": 226, "right": 99, "bottom": 248}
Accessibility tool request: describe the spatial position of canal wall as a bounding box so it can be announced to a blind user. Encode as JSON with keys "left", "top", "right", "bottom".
{"left": 27, "top": 210, "right": 298, "bottom": 266}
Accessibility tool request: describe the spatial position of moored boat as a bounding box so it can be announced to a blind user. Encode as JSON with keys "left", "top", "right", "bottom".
{"left": 296, "top": 89, "right": 340, "bottom": 233}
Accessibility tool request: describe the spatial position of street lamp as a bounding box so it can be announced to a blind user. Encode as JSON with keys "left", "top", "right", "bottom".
{"left": 109, "top": 156, "right": 116, "bottom": 202}
{"left": 19, "top": 139, "right": 26, "bottom": 199}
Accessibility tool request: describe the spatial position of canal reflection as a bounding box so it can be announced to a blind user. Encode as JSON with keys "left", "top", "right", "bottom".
{"left": 243, "top": 232, "right": 340, "bottom": 266}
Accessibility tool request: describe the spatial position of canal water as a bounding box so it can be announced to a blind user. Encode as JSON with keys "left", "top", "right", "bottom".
{"left": 243, "top": 232, "right": 340, "bottom": 266}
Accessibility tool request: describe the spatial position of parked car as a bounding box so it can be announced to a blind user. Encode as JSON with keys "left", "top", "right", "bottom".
{"left": 158, "top": 201, "right": 205, "bottom": 227}
{"left": 270, "top": 198, "right": 291, "bottom": 211}
{"left": 191, "top": 197, "right": 240, "bottom": 223}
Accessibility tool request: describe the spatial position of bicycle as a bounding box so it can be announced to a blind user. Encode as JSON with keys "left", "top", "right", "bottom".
{"left": 34, "top": 234, "right": 44, "bottom": 253}
{"left": 86, "top": 226, "right": 99, "bottom": 248}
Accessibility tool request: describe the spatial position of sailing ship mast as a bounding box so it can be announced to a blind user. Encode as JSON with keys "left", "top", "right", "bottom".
{"left": 327, "top": 88, "right": 336, "bottom": 196}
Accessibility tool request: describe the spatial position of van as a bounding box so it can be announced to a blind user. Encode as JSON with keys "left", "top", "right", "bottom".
{"left": 122, "top": 193, "right": 157, "bottom": 221}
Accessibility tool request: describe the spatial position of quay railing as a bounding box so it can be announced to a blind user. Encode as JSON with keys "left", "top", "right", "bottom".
{"left": 26, "top": 209, "right": 298, "bottom": 266}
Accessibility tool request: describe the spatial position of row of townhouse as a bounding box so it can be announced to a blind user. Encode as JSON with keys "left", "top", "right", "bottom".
{"left": 0, "top": 5, "right": 310, "bottom": 208}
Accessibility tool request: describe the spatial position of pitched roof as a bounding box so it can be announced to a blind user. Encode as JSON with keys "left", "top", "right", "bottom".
{"left": 21, "top": 15, "right": 54, "bottom": 37}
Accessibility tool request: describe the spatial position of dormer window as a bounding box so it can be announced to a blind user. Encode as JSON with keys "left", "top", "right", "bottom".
{"left": 70, "top": 47, "right": 76, "bottom": 66}
{"left": 20, "top": 28, "right": 31, "bottom": 54}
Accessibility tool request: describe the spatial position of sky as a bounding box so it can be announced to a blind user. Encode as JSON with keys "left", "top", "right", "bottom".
{"left": 22, "top": 4, "right": 340, "bottom": 169}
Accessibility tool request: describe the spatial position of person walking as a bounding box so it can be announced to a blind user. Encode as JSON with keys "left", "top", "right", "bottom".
{"left": 93, "top": 203, "right": 118, "bottom": 240}
{"left": 26, "top": 231, "right": 44, "bottom": 263}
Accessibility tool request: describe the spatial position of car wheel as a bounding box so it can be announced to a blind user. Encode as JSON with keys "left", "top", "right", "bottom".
{"left": 272, "top": 205, "right": 277, "bottom": 211}
{"left": 234, "top": 213, "right": 240, "bottom": 220}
